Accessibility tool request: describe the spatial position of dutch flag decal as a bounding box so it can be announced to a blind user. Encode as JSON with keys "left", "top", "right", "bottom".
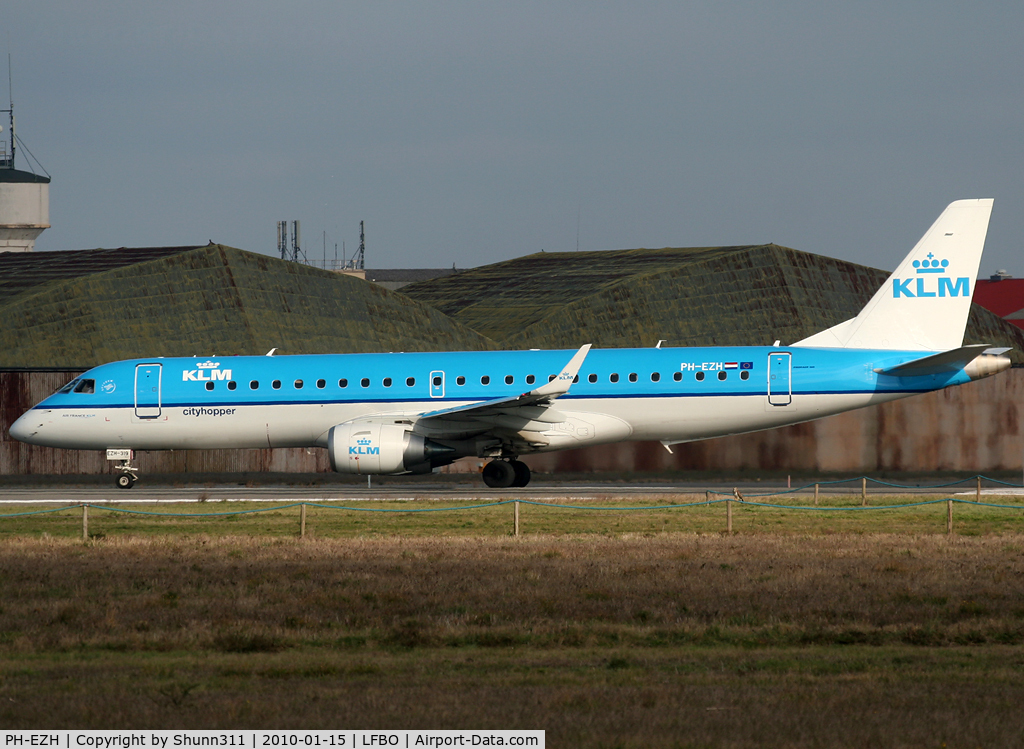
{"left": 724, "top": 362, "right": 738, "bottom": 370}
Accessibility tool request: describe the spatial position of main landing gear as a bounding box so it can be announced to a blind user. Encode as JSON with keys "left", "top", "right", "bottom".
{"left": 482, "top": 459, "right": 531, "bottom": 488}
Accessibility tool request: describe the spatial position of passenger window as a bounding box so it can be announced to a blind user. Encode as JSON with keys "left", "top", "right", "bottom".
{"left": 526, "top": 374, "right": 535, "bottom": 385}
{"left": 610, "top": 373, "right": 619, "bottom": 383}
{"left": 673, "top": 372, "right": 682, "bottom": 382}
{"left": 548, "top": 374, "right": 556, "bottom": 382}
{"left": 339, "top": 379, "right": 348, "bottom": 388}
{"left": 628, "top": 373, "right": 638, "bottom": 383}
{"left": 695, "top": 372, "right": 705, "bottom": 382}
{"left": 573, "top": 374, "right": 579, "bottom": 383}
{"left": 227, "top": 381, "right": 237, "bottom": 391}
{"left": 316, "top": 379, "right": 326, "bottom": 389}
{"left": 481, "top": 375, "right": 490, "bottom": 385}
{"left": 383, "top": 378, "right": 392, "bottom": 387}
{"left": 433, "top": 375, "right": 443, "bottom": 386}
{"left": 74, "top": 379, "right": 95, "bottom": 394}
{"left": 456, "top": 376, "right": 466, "bottom": 386}
{"left": 718, "top": 371, "right": 727, "bottom": 381}
{"left": 361, "top": 378, "right": 370, "bottom": 388}
{"left": 651, "top": 372, "right": 660, "bottom": 382}
{"left": 407, "top": 377, "right": 416, "bottom": 387}
{"left": 272, "top": 380, "right": 282, "bottom": 389}
{"left": 206, "top": 382, "right": 214, "bottom": 391}
{"left": 294, "top": 379, "right": 304, "bottom": 389}
{"left": 505, "top": 375, "right": 514, "bottom": 385}
{"left": 588, "top": 373, "right": 597, "bottom": 383}
{"left": 740, "top": 371, "right": 750, "bottom": 381}
{"left": 250, "top": 380, "right": 259, "bottom": 390}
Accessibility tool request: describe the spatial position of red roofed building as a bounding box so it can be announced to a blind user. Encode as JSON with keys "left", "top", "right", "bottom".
{"left": 974, "top": 271, "right": 1024, "bottom": 331}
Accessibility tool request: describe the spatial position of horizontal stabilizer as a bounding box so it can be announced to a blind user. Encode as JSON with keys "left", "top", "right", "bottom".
{"left": 874, "top": 344, "right": 990, "bottom": 377}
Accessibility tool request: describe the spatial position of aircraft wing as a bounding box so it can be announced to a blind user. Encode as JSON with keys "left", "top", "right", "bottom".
{"left": 873, "top": 344, "right": 993, "bottom": 377}
{"left": 416, "top": 344, "right": 591, "bottom": 429}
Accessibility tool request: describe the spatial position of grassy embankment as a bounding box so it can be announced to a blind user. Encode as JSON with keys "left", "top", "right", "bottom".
{"left": 1, "top": 497, "right": 1023, "bottom": 746}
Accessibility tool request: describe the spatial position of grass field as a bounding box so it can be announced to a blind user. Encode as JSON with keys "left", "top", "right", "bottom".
{"left": 1, "top": 497, "right": 1023, "bottom": 746}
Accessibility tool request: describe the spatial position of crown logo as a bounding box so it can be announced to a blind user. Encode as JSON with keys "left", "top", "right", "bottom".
{"left": 196, "top": 360, "right": 221, "bottom": 369}
{"left": 357, "top": 439, "right": 372, "bottom": 445}
{"left": 913, "top": 253, "right": 948, "bottom": 274}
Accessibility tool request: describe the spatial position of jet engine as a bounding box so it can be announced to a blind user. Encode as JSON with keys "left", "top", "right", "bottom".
{"left": 328, "top": 422, "right": 455, "bottom": 475}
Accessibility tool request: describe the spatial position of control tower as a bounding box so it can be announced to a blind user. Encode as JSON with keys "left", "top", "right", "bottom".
{"left": 0, "top": 99, "right": 50, "bottom": 252}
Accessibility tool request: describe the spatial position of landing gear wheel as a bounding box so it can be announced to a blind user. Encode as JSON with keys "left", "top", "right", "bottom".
{"left": 116, "top": 473, "right": 135, "bottom": 490}
{"left": 510, "top": 460, "right": 531, "bottom": 487}
{"left": 482, "top": 460, "right": 516, "bottom": 488}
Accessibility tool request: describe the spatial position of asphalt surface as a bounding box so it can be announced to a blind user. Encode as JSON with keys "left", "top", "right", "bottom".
{"left": 1, "top": 477, "right": 1021, "bottom": 504}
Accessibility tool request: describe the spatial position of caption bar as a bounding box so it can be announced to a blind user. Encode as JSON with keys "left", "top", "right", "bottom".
{"left": 3, "top": 732, "right": 543, "bottom": 749}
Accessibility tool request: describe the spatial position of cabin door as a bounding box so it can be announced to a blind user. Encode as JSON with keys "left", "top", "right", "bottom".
{"left": 135, "top": 363, "right": 163, "bottom": 418}
{"left": 767, "top": 353, "right": 792, "bottom": 406}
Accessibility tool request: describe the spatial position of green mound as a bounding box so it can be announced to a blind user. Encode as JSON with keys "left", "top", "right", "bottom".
{"left": 0, "top": 245, "right": 496, "bottom": 368}
{"left": 402, "top": 245, "right": 1024, "bottom": 360}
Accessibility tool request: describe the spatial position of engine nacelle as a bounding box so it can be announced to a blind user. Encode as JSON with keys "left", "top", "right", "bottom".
{"left": 328, "top": 422, "right": 454, "bottom": 475}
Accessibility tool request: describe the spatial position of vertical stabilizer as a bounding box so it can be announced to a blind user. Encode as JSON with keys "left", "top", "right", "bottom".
{"left": 794, "top": 199, "right": 993, "bottom": 351}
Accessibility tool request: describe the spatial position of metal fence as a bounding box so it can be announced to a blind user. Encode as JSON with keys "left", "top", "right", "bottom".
{"left": 3, "top": 474, "right": 1022, "bottom": 540}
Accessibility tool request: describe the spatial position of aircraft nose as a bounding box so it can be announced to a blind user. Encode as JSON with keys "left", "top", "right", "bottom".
{"left": 9, "top": 412, "right": 41, "bottom": 444}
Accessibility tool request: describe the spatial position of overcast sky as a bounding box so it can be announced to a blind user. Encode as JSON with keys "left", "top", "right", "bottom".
{"left": 6, "top": 1, "right": 1023, "bottom": 275}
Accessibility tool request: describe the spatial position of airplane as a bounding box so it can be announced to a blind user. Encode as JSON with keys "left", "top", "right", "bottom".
{"left": 9, "top": 199, "right": 1012, "bottom": 489}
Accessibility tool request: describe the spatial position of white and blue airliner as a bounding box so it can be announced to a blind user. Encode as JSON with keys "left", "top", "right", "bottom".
{"left": 9, "top": 199, "right": 1011, "bottom": 488}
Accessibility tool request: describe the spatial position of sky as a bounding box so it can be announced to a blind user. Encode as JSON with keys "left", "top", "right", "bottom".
{"left": 5, "top": 1, "right": 1023, "bottom": 275}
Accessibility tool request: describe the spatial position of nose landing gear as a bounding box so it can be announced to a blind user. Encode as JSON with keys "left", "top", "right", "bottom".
{"left": 106, "top": 449, "right": 139, "bottom": 490}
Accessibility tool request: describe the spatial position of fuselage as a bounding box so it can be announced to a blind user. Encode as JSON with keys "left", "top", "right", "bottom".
{"left": 9, "top": 345, "right": 973, "bottom": 454}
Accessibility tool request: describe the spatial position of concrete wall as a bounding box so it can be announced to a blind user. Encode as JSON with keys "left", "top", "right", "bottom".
{"left": 2, "top": 369, "right": 1021, "bottom": 477}
{"left": 0, "top": 182, "right": 49, "bottom": 252}
{"left": 526, "top": 369, "right": 1024, "bottom": 474}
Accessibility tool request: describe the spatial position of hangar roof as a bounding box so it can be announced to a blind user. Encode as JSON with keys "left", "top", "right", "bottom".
{"left": 0, "top": 246, "right": 202, "bottom": 303}
{"left": 0, "top": 245, "right": 495, "bottom": 368}
{"left": 402, "top": 245, "right": 1024, "bottom": 362}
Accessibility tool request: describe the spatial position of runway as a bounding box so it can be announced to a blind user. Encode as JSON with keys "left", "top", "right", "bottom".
{"left": 1, "top": 477, "right": 1019, "bottom": 504}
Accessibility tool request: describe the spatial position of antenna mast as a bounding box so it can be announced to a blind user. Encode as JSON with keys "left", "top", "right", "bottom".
{"left": 356, "top": 220, "right": 365, "bottom": 270}
{"left": 1, "top": 54, "right": 13, "bottom": 169}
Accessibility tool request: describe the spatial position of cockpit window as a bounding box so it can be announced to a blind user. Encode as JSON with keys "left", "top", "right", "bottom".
{"left": 58, "top": 378, "right": 79, "bottom": 394}
{"left": 73, "top": 379, "right": 95, "bottom": 394}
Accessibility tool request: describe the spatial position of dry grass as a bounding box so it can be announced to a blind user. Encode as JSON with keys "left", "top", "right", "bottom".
{"left": 1, "top": 532, "right": 1024, "bottom": 745}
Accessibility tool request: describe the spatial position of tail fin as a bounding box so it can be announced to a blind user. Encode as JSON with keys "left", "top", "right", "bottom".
{"left": 794, "top": 199, "right": 994, "bottom": 351}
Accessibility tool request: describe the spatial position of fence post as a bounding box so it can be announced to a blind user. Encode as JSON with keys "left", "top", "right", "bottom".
{"left": 300, "top": 503, "right": 306, "bottom": 539}
{"left": 727, "top": 487, "right": 742, "bottom": 533}
{"left": 947, "top": 499, "right": 953, "bottom": 535}
{"left": 814, "top": 483, "right": 819, "bottom": 506}
{"left": 976, "top": 476, "right": 981, "bottom": 503}
{"left": 861, "top": 477, "right": 867, "bottom": 506}
{"left": 514, "top": 500, "right": 520, "bottom": 537}
{"left": 82, "top": 504, "right": 88, "bottom": 541}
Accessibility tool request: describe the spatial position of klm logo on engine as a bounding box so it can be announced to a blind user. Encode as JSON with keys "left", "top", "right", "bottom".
{"left": 182, "top": 360, "right": 232, "bottom": 382}
{"left": 892, "top": 253, "right": 970, "bottom": 298}
{"left": 350, "top": 437, "right": 380, "bottom": 456}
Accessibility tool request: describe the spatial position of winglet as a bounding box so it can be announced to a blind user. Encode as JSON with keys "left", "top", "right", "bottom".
{"left": 417, "top": 344, "right": 594, "bottom": 422}
{"left": 533, "top": 344, "right": 592, "bottom": 397}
